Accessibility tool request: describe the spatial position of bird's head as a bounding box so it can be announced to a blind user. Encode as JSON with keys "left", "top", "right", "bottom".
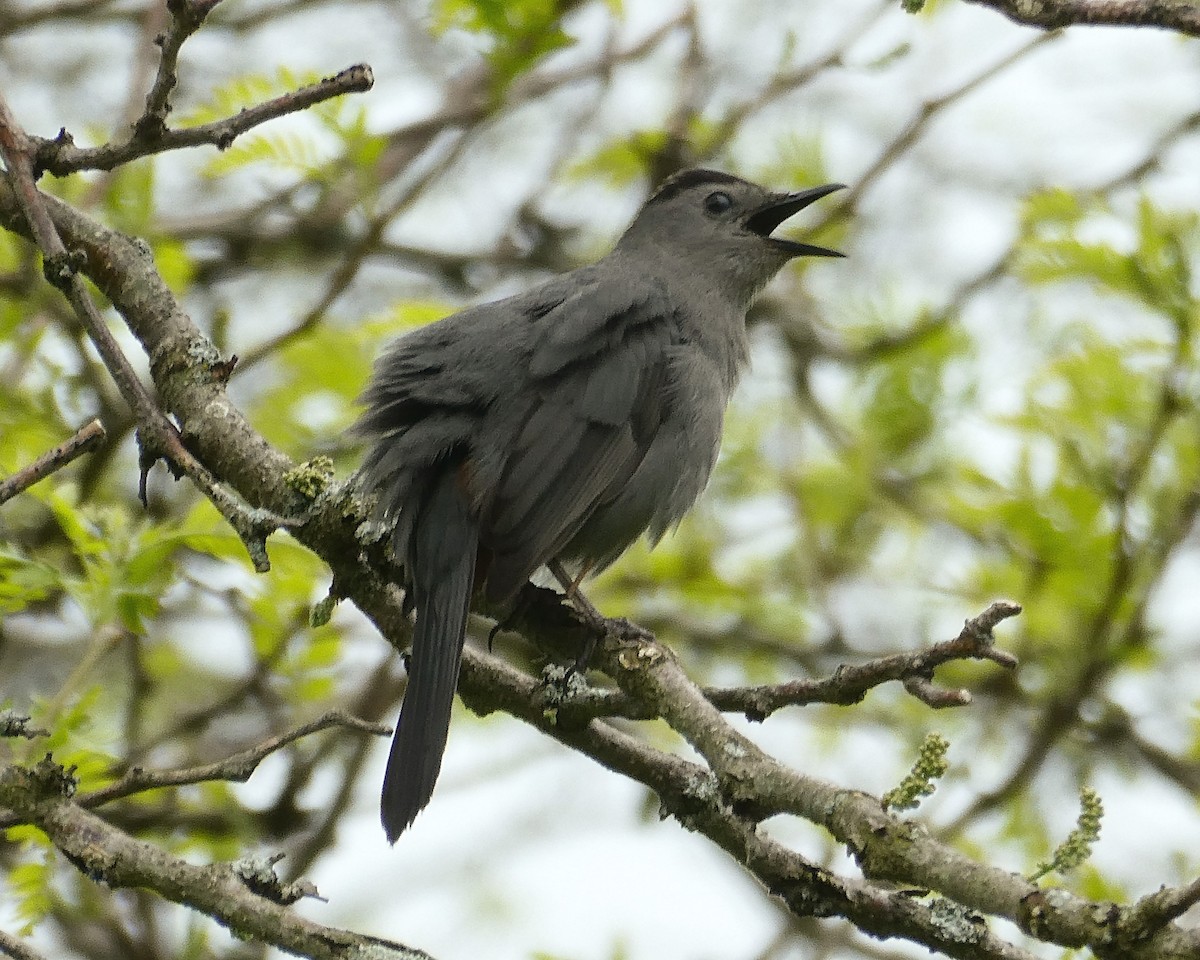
{"left": 618, "top": 168, "right": 845, "bottom": 304}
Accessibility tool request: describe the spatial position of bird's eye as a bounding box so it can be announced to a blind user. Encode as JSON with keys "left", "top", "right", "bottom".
{"left": 703, "top": 191, "right": 733, "bottom": 216}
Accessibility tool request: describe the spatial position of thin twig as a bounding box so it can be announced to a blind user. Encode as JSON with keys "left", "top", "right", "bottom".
{"left": 235, "top": 125, "right": 475, "bottom": 372}
{"left": 0, "top": 712, "right": 50, "bottom": 741}
{"left": 0, "top": 419, "right": 106, "bottom": 505}
{"left": 232, "top": 9, "right": 688, "bottom": 374}
{"left": 35, "top": 64, "right": 375, "bottom": 176}
{"left": 0, "top": 93, "right": 295, "bottom": 570}
{"left": 0, "top": 0, "right": 121, "bottom": 32}
{"left": 0, "top": 929, "right": 49, "bottom": 960}
{"left": 707, "top": 0, "right": 892, "bottom": 150}
{"left": 710, "top": 601, "right": 1020, "bottom": 718}
{"left": 78, "top": 710, "right": 389, "bottom": 808}
{"left": 544, "top": 602, "right": 1022, "bottom": 723}
{"left": 0, "top": 712, "right": 387, "bottom": 828}
{"left": 824, "top": 31, "right": 1060, "bottom": 226}
{"left": 136, "top": 0, "right": 225, "bottom": 141}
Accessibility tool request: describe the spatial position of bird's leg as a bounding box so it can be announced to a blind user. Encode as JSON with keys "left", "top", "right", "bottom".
{"left": 547, "top": 559, "right": 602, "bottom": 622}
{"left": 547, "top": 559, "right": 654, "bottom": 675}
{"left": 547, "top": 559, "right": 604, "bottom": 674}
{"left": 562, "top": 559, "right": 594, "bottom": 601}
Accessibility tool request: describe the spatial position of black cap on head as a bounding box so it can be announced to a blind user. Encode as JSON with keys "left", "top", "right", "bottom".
{"left": 647, "top": 169, "right": 747, "bottom": 207}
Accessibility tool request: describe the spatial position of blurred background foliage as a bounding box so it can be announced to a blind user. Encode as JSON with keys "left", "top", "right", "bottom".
{"left": 1, "top": 0, "right": 1198, "bottom": 958}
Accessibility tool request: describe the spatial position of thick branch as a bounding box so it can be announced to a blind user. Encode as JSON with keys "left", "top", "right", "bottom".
{"left": 537, "top": 596, "right": 1200, "bottom": 959}
{"left": 1123, "top": 877, "right": 1200, "bottom": 940}
{"left": 0, "top": 761, "right": 431, "bottom": 960}
{"left": 453, "top": 645, "right": 1043, "bottom": 960}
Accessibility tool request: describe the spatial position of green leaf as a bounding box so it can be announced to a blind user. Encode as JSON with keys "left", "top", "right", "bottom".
{"left": 176, "top": 68, "right": 307, "bottom": 127}
{"left": 0, "top": 547, "right": 62, "bottom": 614}
{"left": 1018, "top": 190, "right": 1199, "bottom": 327}
{"left": 204, "top": 130, "right": 327, "bottom": 179}
{"left": 569, "top": 130, "right": 669, "bottom": 187}
{"left": 8, "top": 856, "right": 53, "bottom": 933}
{"left": 102, "top": 160, "right": 157, "bottom": 234}
{"left": 432, "top": 0, "right": 578, "bottom": 91}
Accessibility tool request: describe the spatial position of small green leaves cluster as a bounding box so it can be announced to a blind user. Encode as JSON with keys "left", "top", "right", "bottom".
{"left": 5, "top": 826, "right": 53, "bottom": 934}
{"left": 1029, "top": 787, "right": 1104, "bottom": 882}
{"left": 882, "top": 732, "right": 950, "bottom": 811}
{"left": 570, "top": 130, "right": 672, "bottom": 187}
{"left": 433, "top": 0, "right": 580, "bottom": 92}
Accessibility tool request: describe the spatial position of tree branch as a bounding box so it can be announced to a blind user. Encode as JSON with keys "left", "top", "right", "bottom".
{"left": 137, "top": 0, "right": 225, "bottom": 141}
{"left": 0, "top": 759, "right": 433, "bottom": 960}
{"left": 74, "top": 710, "right": 389, "bottom": 811}
{"left": 0, "top": 419, "right": 106, "bottom": 505}
{"left": 567, "top": 603, "right": 1198, "bottom": 958}
{"left": 519, "top": 601, "right": 1020, "bottom": 724}
{"left": 34, "top": 64, "right": 375, "bottom": 177}
{"left": 454, "top": 641, "right": 1043, "bottom": 960}
{"left": 1123, "top": 877, "right": 1200, "bottom": 941}
{"left": 0, "top": 712, "right": 50, "bottom": 740}
{"left": 0, "top": 929, "right": 49, "bottom": 960}
{"left": 820, "top": 30, "right": 1059, "bottom": 229}
{"left": 0, "top": 94, "right": 295, "bottom": 571}
{"left": 707, "top": 601, "right": 1020, "bottom": 718}
{"left": 960, "top": 0, "right": 1200, "bottom": 37}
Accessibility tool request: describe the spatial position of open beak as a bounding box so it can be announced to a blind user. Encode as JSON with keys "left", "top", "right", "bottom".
{"left": 744, "top": 183, "right": 846, "bottom": 257}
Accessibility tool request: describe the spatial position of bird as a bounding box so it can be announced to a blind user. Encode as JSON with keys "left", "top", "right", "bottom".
{"left": 355, "top": 168, "right": 844, "bottom": 841}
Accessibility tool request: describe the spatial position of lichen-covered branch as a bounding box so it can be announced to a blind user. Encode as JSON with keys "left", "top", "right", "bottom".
{"left": 0, "top": 760, "right": 432, "bottom": 960}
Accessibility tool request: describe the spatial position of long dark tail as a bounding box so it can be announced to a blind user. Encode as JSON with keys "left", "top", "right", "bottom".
{"left": 381, "top": 475, "right": 477, "bottom": 842}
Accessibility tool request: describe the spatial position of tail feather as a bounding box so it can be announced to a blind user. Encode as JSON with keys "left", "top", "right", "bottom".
{"left": 381, "top": 474, "right": 477, "bottom": 842}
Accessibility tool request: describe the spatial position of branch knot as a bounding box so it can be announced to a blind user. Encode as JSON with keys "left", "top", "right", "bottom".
{"left": 41, "top": 248, "right": 85, "bottom": 289}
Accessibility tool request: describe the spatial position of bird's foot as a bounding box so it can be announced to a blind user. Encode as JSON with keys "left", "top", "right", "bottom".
{"left": 546, "top": 560, "right": 656, "bottom": 676}
{"left": 486, "top": 588, "right": 533, "bottom": 653}
{"left": 564, "top": 632, "right": 598, "bottom": 681}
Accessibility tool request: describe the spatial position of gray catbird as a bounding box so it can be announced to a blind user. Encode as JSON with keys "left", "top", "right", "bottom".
{"left": 356, "top": 168, "right": 844, "bottom": 841}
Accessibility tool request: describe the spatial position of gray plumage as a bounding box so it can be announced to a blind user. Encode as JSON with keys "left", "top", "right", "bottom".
{"left": 356, "top": 168, "right": 844, "bottom": 841}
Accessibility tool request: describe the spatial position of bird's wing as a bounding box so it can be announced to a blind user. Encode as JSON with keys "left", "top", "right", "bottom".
{"left": 481, "top": 276, "right": 677, "bottom": 602}
{"left": 355, "top": 300, "right": 529, "bottom": 567}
